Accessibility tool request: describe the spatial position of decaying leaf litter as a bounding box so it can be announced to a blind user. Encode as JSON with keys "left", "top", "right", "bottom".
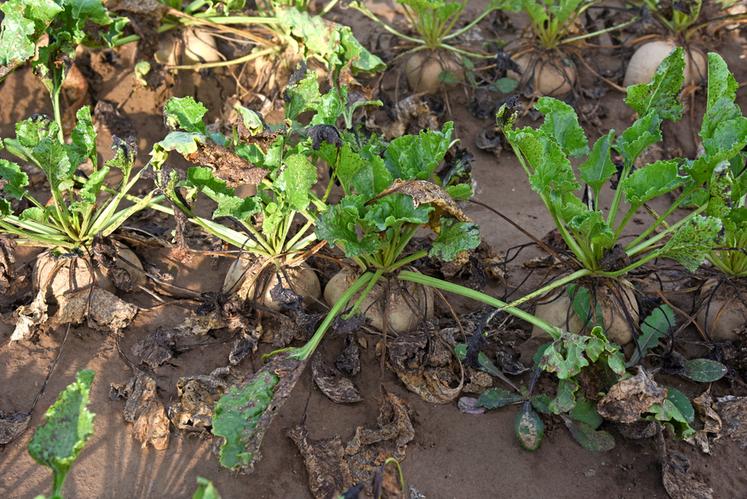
{"left": 1, "top": 0, "right": 747, "bottom": 498}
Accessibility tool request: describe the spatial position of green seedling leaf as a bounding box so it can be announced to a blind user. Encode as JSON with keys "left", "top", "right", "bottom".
{"left": 562, "top": 417, "right": 615, "bottom": 452}
{"left": 534, "top": 97, "right": 589, "bottom": 157}
{"left": 515, "top": 402, "right": 544, "bottom": 451}
{"left": 567, "top": 284, "right": 603, "bottom": 331}
{"left": 628, "top": 304, "right": 675, "bottom": 366}
{"left": 530, "top": 394, "right": 552, "bottom": 414}
{"left": 275, "top": 154, "right": 317, "bottom": 211}
{"left": 666, "top": 388, "right": 695, "bottom": 424}
{"left": 0, "top": 159, "right": 29, "bottom": 199}
{"left": 622, "top": 159, "right": 684, "bottom": 207}
{"left": 682, "top": 359, "right": 727, "bottom": 383}
{"left": 660, "top": 215, "right": 721, "bottom": 272}
{"left": 285, "top": 73, "right": 320, "bottom": 122}
{"left": 430, "top": 218, "right": 480, "bottom": 262}
{"left": 561, "top": 198, "right": 615, "bottom": 250}
{"left": 477, "top": 388, "right": 523, "bottom": 410}
{"left": 134, "top": 60, "right": 151, "bottom": 87}
{"left": 165, "top": 97, "right": 208, "bottom": 133}
{"left": 579, "top": 131, "right": 616, "bottom": 198}
{"left": 625, "top": 47, "right": 685, "bottom": 121}
{"left": 28, "top": 369, "right": 95, "bottom": 499}
{"left": 384, "top": 122, "right": 454, "bottom": 181}
{"left": 0, "top": 0, "right": 62, "bottom": 68}
{"left": 491, "top": 77, "right": 518, "bottom": 94}
{"left": 212, "top": 370, "right": 279, "bottom": 470}
{"left": 72, "top": 166, "right": 110, "bottom": 209}
{"left": 193, "top": 477, "right": 221, "bottom": 499}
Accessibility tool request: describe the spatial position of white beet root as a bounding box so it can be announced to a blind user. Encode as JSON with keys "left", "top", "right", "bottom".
{"left": 223, "top": 257, "right": 321, "bottom": 311}
{"left": 514, "top": 54, "right": 577, "bottom": 97}
{"left": 324, "top": 268, "right": 434, "bottom": 334}
{"left": 155, "top": 28, "right": 223, "bottom": 66}
{"left": 404, "top": 51, "right": 463, "bottom": 95}
{"left": 623, "top": 40, "right": 706, "bottom": 87}
{"left": 33, "top": 244, "right": 145, "bottom": 302}
{"left": 696, "top": 279, "right": 747, "bottom": 341}
{"left": 531, "top": 280, "right": 639, "bottom": 345}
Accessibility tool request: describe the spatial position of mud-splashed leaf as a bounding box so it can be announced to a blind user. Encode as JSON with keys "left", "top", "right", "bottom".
{"left": 372, "top": 179, "right": 470, "bottom": 222}
{"left": 562, "top": 416, "right": 615, "bottom": 452}
{"left": 477, "top": 388, "right": 523, "bottom": 410}
{"left": 681, "top": 359, "right": 727, "bottom": 383}
{"left": 515, "top": 402, "right": 543, "bottom": 451}
{"left": 597, "top": 368, "right": 666, "bottom": 423}
{"left": 311, "top": 355, "right": 362, "bottom": 404}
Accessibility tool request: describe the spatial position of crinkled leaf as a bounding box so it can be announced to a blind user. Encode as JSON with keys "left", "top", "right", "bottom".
{"left": 211, "top": 370, "right": 279, "bottom": 470}
{"left": 164, "top": 97, "right": 208, "bottom": 133}
{"left": 625, "top": 47, "right": 684, "bottom": 121}
{"left": 28, "top": 370, "right": 95, "bottom": 484}
{"left": 660, "top": 215, "right": 721, "bottom": 272}
{"left": 0, "top": 159, "right": 29, "bottom": 199}
{"left": 363, "top": 193, "right": 433, "bottom": 231}
{"left": 429, "top": 218, "right": 480, "bottom": 262}
{"left": 477, "top": 388, "right": 523, "bottom": 410}
{"left": 549, "top": 379, "right": 578, "bottom": 415}
{"left": 682, "top": 359, "right": 727, "bottom": 383}
{"left": 156, "top": 131, "right": 205, "bottom": 156}
{"left": 384, "top": 122, "right": 454, "bottom": 181}
{"left": 515, "top": 402, "right": 543, "bottom": 451}
{"left": 335, "top": 143, "right": 392, "bottom": 198}
{"left": 540, "top": 334, "right": 589, "bottom": 380}
{"left": 316, "top": 196, "right": 381, "bottom": 258}
{"left": 0, "top": 0, "right": 62, "bottom": 67}
{"left": 275, "top": 154, "right": 316, "bottom": 211}
{"left": 15, "top": 115, "right": 55, "bottom": 148}
{"left": 67, "top": 106, "right": 96, "bottom": 167}
{"left": 535, "top": 97, "right": 589, "bottom": 157}
{"left": 561, "top": 197, "right": 614, "bottom": 250}
{"left": 579, "top": 131, "right": 616, "bottom": 197}
{"left": 615, "top": 112, "right": 662, "bottom": 167}
{"left": 187, "top": 166, "right": 260, "bottom": 221}
{"left": 506, "top": 127, "right": 579, "bottom": 195}
{"left": 285, "top": 73, "right": 320, "bottom": 122}
{"left": 622, "top": 159, "right": 684, "bottom": 207}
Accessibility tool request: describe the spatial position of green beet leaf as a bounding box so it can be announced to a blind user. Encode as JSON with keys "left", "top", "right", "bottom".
{"left": 429, "top": 218, "right": 480, "bottom": 262}
{"left": 193, "top": 477, "right": 221, "bottom": 499}
{"left": 165, "top": 97, "right": 208, "bottom": 134}
{"left": 621, "top": 159, "right": 685, "bottom": 207}
{"left": 549, "top": 378, "right": 578, "bottom": 415}
{"left": 275, "top": 154, "right": 317, "bottom": 211}
{"left": 579, "top": 130, "right": 616, "bottom": 199}
{"left": 335, "top": 143, "right": 391, "bottom": 198}
{"left": 187, "top": 166, "right": 260, "bottom": 221}
{"left": 562, "top": 417, "right": 615, "bottom": 452}
{"left": 66, "top": 106, "right": 97, "bottom": 168}
{"left": 316, "top": 196, "right": 381, "bottom": 258}
{"left": 0, "top": 159, "right": 30, "bottom": 199}
{"left": 666, "top": 388, "right": 695, "bottom": 424}
{"left": 625, "top": 47, "right": 684, "bottom": 121}
{"left": 660, "top": 215, "right": 721, "bottom": 272}
{"left": 615, "top": 111, "right": 662, "bottom": 167}
{"left": 507, "top": 127, "right": 579, "bottom": 195}
{"left": 477, "top": 388, "right": 523, "bottom": 410}
{"left": 363, "top": 194, "right": 433, "bottom": 231}
{"left": 212, "top": 370, "right": 279, "bottom": 471}
{"left": 535, "top": 97, "right": 589, "bottom": 158}
{"left": 28, "top": 369, "right": 95, "bottom": 499}
{"left": 384, "top": 122, "right": 454, "bottom": 181}
{"left": 0, "top": 0, "right": 62, "bottom": 67}
{"left": 628, "top": 304, "right": 675, "bottom": 366}
{"left": 569, "top": 395, "right": 603, "bottom": 429}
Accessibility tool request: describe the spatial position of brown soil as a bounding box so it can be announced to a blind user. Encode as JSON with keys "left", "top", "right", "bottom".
{"left": 2, "top": 3, "right": 747, "bottom": 499}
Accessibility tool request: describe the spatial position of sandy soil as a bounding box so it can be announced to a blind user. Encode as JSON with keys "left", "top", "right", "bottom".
{"left": 1, "top": 2, "right": 747, "bottom": 499}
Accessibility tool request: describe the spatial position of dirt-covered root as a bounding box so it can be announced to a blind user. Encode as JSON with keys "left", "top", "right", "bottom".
{"left": 155, "top": 28, "right": 223, "bottom": 66}
{"left": 33, "top": 243, "right": 145, "bottom": 302}
{"left": 696, "top": 278, "right": 747, "bottom": 341}
{"left": 324, "top": 268, "right": 434, "bottom": 334}
{"left": 513, "top": 53, "right": 577, "bottom": 97}
{"left": 222, "top": 256, "right": 322, "bottom": 312}
{"left": 531, "top": 279, "right": 640, "bottom": 345}
{"left": 623, "top": 40, "right": 706, "bottom": 87}
{"left": 404, "top": 50, "right": 464, "bottom": 95}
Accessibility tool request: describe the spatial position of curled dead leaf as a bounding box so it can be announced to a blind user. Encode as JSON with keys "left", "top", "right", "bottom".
{"left": 111, "top": 374, "right": 170, "bottom": 450}
{"left": 311, "top": 355, "right": 362, "bottom": 404}
{"left": 288, "top": 426, "right": 354, "bottom": 499}
{"left": 53, "top": 287, "right": 138, "bottom": 332}
{"left": 185, "top": 142, "right": 268, "bottom": 190}
{"left": 372, "top": 179, "right": 471, "bottom": 223}
{"left": 131, "top": 328, "right": 176, "bottom": 370}
{"left": 168, "top": 369, "right": 231, "bottom": 431}
{"left": 11, "top": 291, "right": 48, "bottom": 342}
{"left": 597, "top": 368, "right": 666, "bottom": 424}
{"left": 0, "top": 411, "right": 31, "bottom": 444}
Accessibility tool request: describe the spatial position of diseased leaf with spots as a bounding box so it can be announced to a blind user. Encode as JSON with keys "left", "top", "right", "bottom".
{"left": 625, "top": 47, "right": 685, "bottom": 121}
{"left": 275, "top": 154, "right": 317, "bottom": 211}
{"left": 660, "top": 215, "right": 721, "bottom": 272}
{"left": 682, "top": 359, "right": 727, "bottom": 383}
{"left": 515, "top": 402, "right": 544, "bottom": 451}
{"left": 477, "top": 388, "right": 523, "bottom": 410}
{"left": 429, "top": 218, "right": 480, "bottom": 262}
{"left": 505, "top": 127, "right": 579, "bottom": 195}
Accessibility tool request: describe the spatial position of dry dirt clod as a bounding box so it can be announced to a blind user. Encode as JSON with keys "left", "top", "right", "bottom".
{"left": 110, "top": 374, "right": 170, "bottom": 450}
{"left": 311, "top": 354, "right": 362, "bottom": 404}
{"left": 660, "top": 436, "right": 713, "bottom": 499}
{"left": 288, "top": 426, "right": 355, "bottom": 499}
{"left": 0, "top": 411, "right": 31, "bottom": 445}
{"left": 688, "top": 389, "right": 722, "bottom": 454}
{"left": 597, "top": 368, "right": 666, "bottom": 424}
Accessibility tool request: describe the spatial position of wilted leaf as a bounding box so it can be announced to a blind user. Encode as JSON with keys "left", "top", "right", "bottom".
{"left": 373, "top": 178, "right": 471, "bottom": 222}
{"left": 168, "top": 370, "right": 229, "bottom": 432}
{"left": 288, "top": 426, "right": 354, "bottom": 499}
{"left": 111, "top": 374, "right": 170, "bottom": 450}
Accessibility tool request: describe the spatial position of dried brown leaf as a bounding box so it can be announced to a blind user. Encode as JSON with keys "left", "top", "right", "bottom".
{"left": 168, "top": 369, "right": 230, "bottom": 431}
{"left": 716, "top": 396, "right": 747, "bottom": 448}
{"left": 131, "top": 328, "right": 176, "bottom": 369}
{"left": 311, "top": 355, "right": 362, "bottom": 404}
{"left": 597, "top": 368, "right": 666, "bottom": 424}
{"left": 185, "top": 143, "right": 268, "bottom": 189}
{"left": 661, "top": 447, "right": 713, "bottom": 499}
{"left": 53, "top": 287, "right": 138, "bottom": 332}
{"left": 373, "top": 179, "right": 471, "bottom": 223}
{"left": 111, "top": 374, "right": 170, "bottom": 450}
{"left": 288, "top": 426, "right": 354, "bottom": 499}
{"left": 0, "top": 411, "right": 30, "bottom": 444}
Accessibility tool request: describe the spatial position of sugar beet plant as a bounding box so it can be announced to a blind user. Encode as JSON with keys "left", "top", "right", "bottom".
{"left": 496, "top": 48, "right": 737, "bottom": 346}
